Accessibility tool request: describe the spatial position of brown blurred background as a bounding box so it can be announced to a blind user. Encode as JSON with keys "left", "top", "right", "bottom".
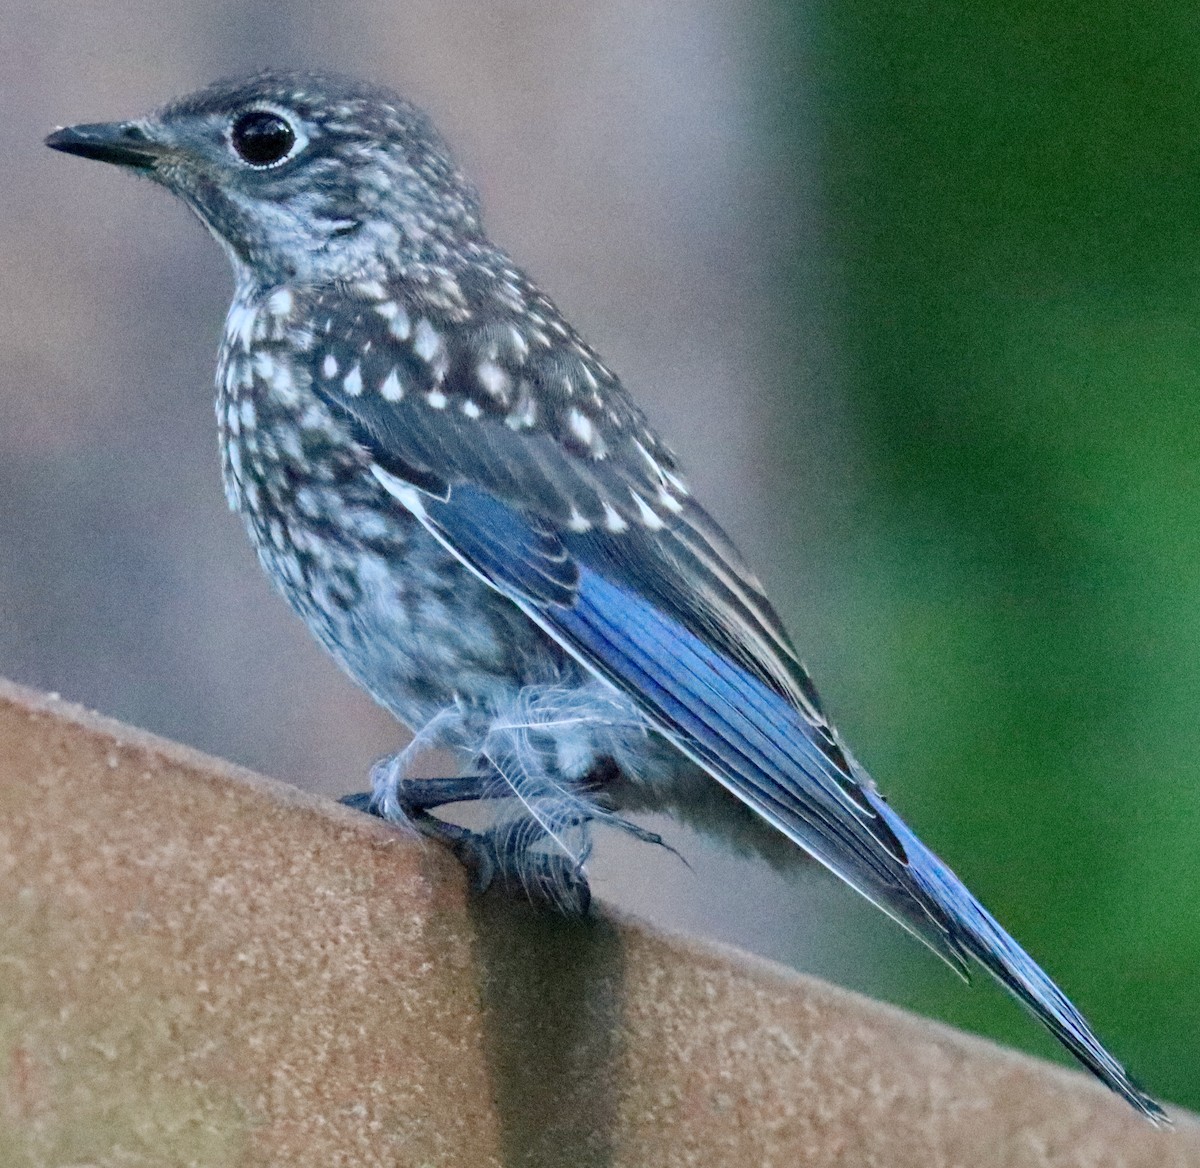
{"left": 6, "top": 0, "right": 1199, "bottom": 1109}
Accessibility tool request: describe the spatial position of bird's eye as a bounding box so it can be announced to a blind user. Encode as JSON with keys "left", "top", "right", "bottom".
{"left": 230, "top": 110, "right": 297, "bottom": 168}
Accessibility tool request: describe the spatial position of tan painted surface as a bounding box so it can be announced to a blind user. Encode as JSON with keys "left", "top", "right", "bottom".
{"left": 0, "top": 678, "right": 1193, "bottom": 1166}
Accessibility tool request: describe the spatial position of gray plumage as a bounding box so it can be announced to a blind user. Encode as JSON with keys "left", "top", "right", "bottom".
{"left": 46, "top": 70, "right": 1164, "bottom": 1120}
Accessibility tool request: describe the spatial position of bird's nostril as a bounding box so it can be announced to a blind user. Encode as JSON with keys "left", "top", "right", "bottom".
{"left": 121, "top": 123, "right": 150, "bottom": 142}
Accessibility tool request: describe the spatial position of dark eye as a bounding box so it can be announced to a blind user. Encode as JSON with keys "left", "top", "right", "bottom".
{"left": 230, "top": 110, "right": 297, "bottom": 167}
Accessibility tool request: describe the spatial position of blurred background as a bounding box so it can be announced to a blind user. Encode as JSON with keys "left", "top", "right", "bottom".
{"left": 3, "top": 0, "right": 1198, "bottom": 1109}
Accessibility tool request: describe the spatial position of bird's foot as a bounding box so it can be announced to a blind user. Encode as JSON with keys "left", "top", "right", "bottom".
{"left": 339, "top": 784, "right": 592, "bottom": 914}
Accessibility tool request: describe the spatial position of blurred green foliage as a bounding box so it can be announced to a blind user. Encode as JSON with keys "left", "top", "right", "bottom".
{"left": 769, "top": 0, "right": 1200, "bottom": 1109}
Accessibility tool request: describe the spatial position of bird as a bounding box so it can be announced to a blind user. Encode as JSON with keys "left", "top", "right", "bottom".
{"left": 46, "top": 70, "right": 1164, "bottom": 1122}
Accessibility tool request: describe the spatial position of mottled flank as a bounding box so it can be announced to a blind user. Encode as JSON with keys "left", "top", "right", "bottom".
{"left": 46, "top": 69, "right": 1164, "bottom": 1121}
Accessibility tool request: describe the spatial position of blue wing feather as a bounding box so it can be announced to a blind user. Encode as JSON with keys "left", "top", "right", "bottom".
{"left": 417, "top": 480, "right": 1163, "bottom": 1121}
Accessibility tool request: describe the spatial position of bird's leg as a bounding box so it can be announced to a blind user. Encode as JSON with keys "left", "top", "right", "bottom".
{"left": 343, "top": 756, "right": 596, "bottom": 913}
{"left": 341, "top": 783, "right": 592, "bottom": 913}
{"left": 339, "top": 773, "right": 488, "bottom": 822}
{"left": 343, "top": 770, "right": 498, "bottom": 816}
{"left": 483, "top": 809, "right": 594, "bottom": 915}
{"left": 340, "top": 706, "right": 505, "bottom": 821}
{"left": 340, "top": 768, "right": 508, "bottom": 897}
{"left": 341, "top": 726, "right": 590, "bottom": 908}
{"left": 342, "top": 750, "right": 676, "bottom": 915}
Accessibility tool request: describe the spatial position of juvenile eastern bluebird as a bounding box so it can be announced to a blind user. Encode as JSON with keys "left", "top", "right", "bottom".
{"left": 46, "top": 71, "right": 1164, "bottom": 1120}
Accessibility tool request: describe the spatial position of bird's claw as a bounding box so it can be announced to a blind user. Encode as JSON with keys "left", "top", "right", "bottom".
{"left": 340, "top": 792, "right": 592, "bottom": 914}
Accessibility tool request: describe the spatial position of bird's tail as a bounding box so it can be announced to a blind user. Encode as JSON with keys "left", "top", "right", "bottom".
{"left": 864, "top": 791, "right": 1167, "bottom": 1124}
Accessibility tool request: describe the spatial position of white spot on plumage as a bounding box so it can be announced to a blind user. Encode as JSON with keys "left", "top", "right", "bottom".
{"left": 239, "top": 398, "right": 257, "bottom": 431}
{"left": 251, "top": 351, "right": 300, "bottom": 406}
{"left": 227, "top": 301, "right": 257, "bottom": 350}
{"left": 662, "top": 467, "right": 690, "bottom": 496}
{"left": 265, "top": 358, "right": 299, "bottom": 405}
{"left": 380, "top": 369, "right": 404, "bottom": 402}
{"left": 496, "top": 280, "right": 523, "bottom": 310}
{"left": 566, "top": 507, "right": 592, "bottom": 533}
{"left": 296, "top": 486, "right": 323, "bottom": 518}
{"left": 278, "top": 427, "right": 304, "bottom": 461}
{"left": 427, "top": 389, "right": 448, "bottom": 409}
{"left": 266, "top": 288, "right": 293, "bottom": 318}
{"left": 506, "top": 390, "right": 537, "bottom": 430}
{"left": 658, "top": 487, "right": 685, "bottom": 514}
{"left": 377, "top": 301, "right": 412, "bottom": 340}
{"left": 633, "top": 438, "right": 688, "bottom": 498}
{"left": 477, "top": 361, "right": 510, "bottom": 399}
{"left": 602, "top": 502, "right": 629, "bottom": 533}
{"left": 322, "top": 353, "right": 339, "bottom": 378}
{"left": 568, "top": 408, "right": 596, "bottom": 447}
{"left": 253, "top": 351, "right": 276, "bottom": 381}
{"left": 508, "top": 325, "right": 530, "bottom": 360}
{"left": 462, "top": 399, "right": 482, "bottom": 419}
{"left": 631, "top": 491, "right": 666, "bottom": 530}
{"left": 299, "top": 403, "right": 332, "bottom": 431}
{"left": 356, "top": 279, "right": 387, "bottom": 300}
{"left": 232, "top": 356, "right": 254, "bottom": 392}
{"left": 414, "top": 318, "right": 442, "bottom": 363}
{"left": 343, "top": 363, "right": 363, "bottom": 396}
{"left": 348, "top": 509, "right": 390, "bottom": 540}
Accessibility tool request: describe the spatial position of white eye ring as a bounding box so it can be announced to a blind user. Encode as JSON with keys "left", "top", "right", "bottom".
{"left": 227, "top": 105, "right": 307, "bottom": 169}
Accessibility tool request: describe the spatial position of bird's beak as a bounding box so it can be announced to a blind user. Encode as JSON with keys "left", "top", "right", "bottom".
{"left": 45, "top": 121, "right": 165, "bottom": 171}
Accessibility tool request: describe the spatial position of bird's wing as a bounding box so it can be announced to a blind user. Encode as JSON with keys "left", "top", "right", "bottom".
{"left": 297, "top": 285, "right": 965, "bottom": 960}
{"left": 296, "top": 286, "right": 1161, "bottom": 1118}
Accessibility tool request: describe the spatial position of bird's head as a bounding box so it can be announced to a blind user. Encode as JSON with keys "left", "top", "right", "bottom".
{"left": 46, "top": 70, "right": 483, "bottom": 287}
